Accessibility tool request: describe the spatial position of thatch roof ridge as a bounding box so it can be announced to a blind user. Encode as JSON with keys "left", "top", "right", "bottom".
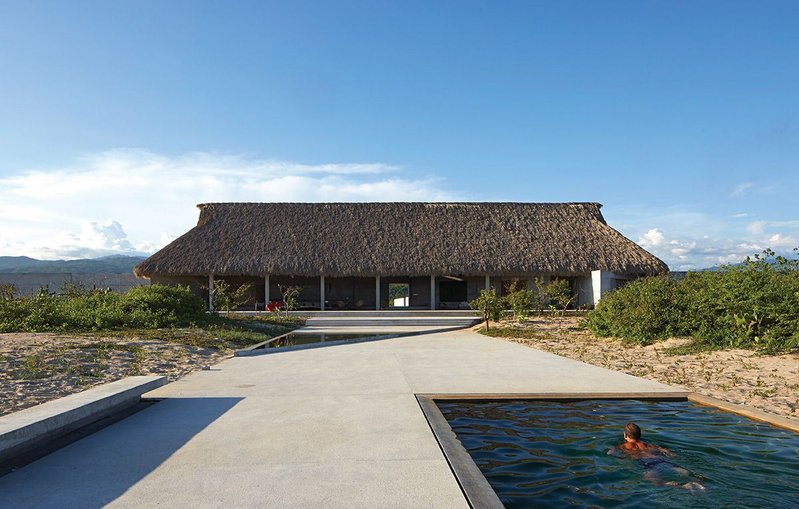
{"left": 135, "top": 202, "right": 666, "bottom": 278}
{"left": 196, "top": 201, "right": 604, "bottom": 205}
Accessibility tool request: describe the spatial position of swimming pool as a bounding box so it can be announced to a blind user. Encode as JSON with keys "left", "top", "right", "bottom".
{"left": 235, "top": 331, "right": 394, "bottom": 355}
{"left": 436, "top": 399, "right": 799, "bottom": 508}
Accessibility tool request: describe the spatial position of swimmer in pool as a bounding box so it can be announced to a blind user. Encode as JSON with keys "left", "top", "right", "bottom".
{"left": 612, "top": 422, "right": 705, "bottom": 492}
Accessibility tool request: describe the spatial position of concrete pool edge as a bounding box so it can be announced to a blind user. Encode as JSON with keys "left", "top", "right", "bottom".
{"left": 688, "top": 393, "right": 799, "bottom": 433}
{"left": 417, "top": 392, "right": 799, "bottom": 508}
{"left": 0, "top": 376, "right": 166, "bottom": 466}
{"left": 416, "top": 395, "right": 504, "bottom": 509}
{"left": 234, "top": 325, "right": 465, "bottom": 356}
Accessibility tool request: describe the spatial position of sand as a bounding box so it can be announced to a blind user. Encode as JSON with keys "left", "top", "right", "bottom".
{"left": 484, "top": 316, "right": 799, "bottom": 419}
{"left": 0, "top": 333, "right": 231, "bottom": 416}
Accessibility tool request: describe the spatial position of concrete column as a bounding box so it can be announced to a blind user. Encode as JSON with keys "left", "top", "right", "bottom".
{"left": 375, "top": 276, "right": 381, "bottom": 310}
{"left": 484, "top": 275, "right": 490, "bottom": 291}
{"left": 591, "top": 270, "right": 614, "bottom": 305}
{"left": 430, "top": 275, "right": 436, "bottom": 310}
{"left": 320, "top": 275, "right": 326, "bottom": 311}
{"left": 264, "top": 275, "right": 270, "bottom": 306}
{"left": 208, "top": 274, "right": 214, "bottom": 312}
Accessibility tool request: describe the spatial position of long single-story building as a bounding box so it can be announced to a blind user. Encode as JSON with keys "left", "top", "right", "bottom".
{"left": 133, "top": 202, "right": 668, "bottom": 311}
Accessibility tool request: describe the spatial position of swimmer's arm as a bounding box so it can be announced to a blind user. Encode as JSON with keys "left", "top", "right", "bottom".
{"left": 657, "top": 446, "right": 676, "bottom": 457}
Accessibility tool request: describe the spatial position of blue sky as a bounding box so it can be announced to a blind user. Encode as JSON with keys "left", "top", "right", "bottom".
{"left": 1, "top": 1, "right": 797, "bottom": 269}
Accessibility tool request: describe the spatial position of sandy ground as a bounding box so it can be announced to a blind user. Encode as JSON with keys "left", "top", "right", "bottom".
{"left": 484, "top": 316, "right": 799, "bottom": 419}
{"left": 0, "top": 333, "right": 231, "bottom": 416}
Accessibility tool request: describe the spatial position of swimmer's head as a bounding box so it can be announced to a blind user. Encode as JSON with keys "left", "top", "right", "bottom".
{"left": 624, "top": 422, "right": 642, "bottom": 441}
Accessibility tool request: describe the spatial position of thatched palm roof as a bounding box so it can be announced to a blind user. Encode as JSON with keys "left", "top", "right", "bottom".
{"left": 134, "top": 202, "right": 668, "bottom": 278}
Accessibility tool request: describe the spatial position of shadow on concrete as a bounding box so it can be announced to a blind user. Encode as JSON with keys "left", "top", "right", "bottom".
{"left": 0, "top": 397, "right": 243, "bottom": 508}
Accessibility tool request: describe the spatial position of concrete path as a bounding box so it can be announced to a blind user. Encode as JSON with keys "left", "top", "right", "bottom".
{"left": 0, "top": 329, "right": 679, "bottom": 508}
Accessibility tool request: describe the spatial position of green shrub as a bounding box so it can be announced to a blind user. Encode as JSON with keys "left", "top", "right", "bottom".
{"left": 678, "top": 260, "right": 799, "bottom": 351}
{"left": 0, "top": 283, "right": 207, "bottom": 332}
{"left": 469, "top": 288, "right": 506, "bottom": 331}
{"left": 544, "top": 278, "right": 576, "bottom": 314}
{"left": 585, "top": 248, "right": 799, "bottom": 352}
{"left": 583, "top": 276, "right": 684, "bottom": 345}
{"left": 121, "top": 284, "right": 207, "bottom": 328}
{"left": 504, "top": 282, "right": 536, "bottom": 322}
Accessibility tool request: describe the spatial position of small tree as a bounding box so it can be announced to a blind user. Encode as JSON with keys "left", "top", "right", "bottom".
{"left": 504, "top": 281, "right": 536, "bottom": 323}
{"left": 278, "top": 284, "right": 302, "bottom": 318}
{"left": 546, "top": 278, "right": 575, "bottom": 317}
{"left": 530, "top": 277, "right": 547, "bottom": 316}
{"left": 469, "top": 288, "right": 506, "bottom": 331}
{"left": 211, "top": 280, "right": 253, "bottom": 316}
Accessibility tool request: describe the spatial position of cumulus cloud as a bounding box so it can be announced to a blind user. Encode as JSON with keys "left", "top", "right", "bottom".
{"left": 609, "top": 205, "right": 799, "bottom": 270}
{"left": 0, "top": 149, "right": 460, "bottom": 259}
{"left": 632, "top": 227, "right": 799, "bottom": 271}
{"left": 36, "top": 220, "right": 137, "bottom": 259}
{"left": 637, "top": 229, "right": 664, "bottom": 248}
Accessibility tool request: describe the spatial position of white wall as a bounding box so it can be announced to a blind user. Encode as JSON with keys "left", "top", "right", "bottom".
{"left": 576, "top": 270, "right": 616, "bottom": 307}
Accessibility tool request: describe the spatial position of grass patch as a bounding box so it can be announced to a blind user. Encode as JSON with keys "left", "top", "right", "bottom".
{"left": 479, "top": 326, "right": 557, "bottom": 341}
{"left": 74, "top": 316, "right": 303, "bottom": 351}
{"left": 18, "top": 354, "right": 48, "bottom": 379}
{"left": 662, "top": 339, "right": 720, "bottom": 356}
{"left": 63, "top": 341, "right": 145, "bottom": 353}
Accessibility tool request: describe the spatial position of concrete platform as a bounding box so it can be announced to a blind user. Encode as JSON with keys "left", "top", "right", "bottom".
{"left": 0, "top": 376, "right": 166, "bottom": 464}
{"left": 0, "top": 330, "right": 680, "bottom": 508}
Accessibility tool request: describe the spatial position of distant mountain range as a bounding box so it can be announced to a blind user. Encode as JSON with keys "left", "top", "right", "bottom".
{"left": 0, "top": 255, "right": 147, "bottom": 274}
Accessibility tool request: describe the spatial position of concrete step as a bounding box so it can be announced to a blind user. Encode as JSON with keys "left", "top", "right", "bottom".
{"left": 300, "top": 310, "right": 479, "bottom": 318}
{"left": 305, "top": 316, "right": 480, "bottom": 327}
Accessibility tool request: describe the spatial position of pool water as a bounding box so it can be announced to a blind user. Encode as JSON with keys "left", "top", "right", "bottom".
{"left": 437, "top": 399, "right": 799, "bottom": 508}
{"left": 258, "top": 332, "right": 382, "bottom": 349}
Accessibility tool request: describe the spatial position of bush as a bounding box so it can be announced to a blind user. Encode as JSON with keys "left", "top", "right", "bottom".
{"left": 504, "top": 282, "right": 536, "bottom": 322}
{"left": 585, "top": 248, "right": 799, "bottom": 352}
{"left": 0, "top": 284, "right": 207, "bottom": 332}
{"left": 121, "top": 284, "right": 207, "bottom": 328}
{"left": 583, "top": 276, "right": 684, "bottom": 345}
{"left": 469, "top": 289, "right": 506, "bottom": 331}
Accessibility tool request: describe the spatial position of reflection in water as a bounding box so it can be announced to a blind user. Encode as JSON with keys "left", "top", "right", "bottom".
{"left": 254, "top": 332, "right": 381, "bottom": 349}
{"left": 438, "top": 399, "right": 799, "bottom": 509}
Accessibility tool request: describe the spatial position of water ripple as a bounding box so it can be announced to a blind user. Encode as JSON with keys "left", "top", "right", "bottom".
{"left": 438, "top": 400, "right": 799, "bottom": 509}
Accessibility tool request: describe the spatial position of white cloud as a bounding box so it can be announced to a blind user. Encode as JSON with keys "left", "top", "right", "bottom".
{"left": 631, "top": 227, "right": 799, "bottom": 271}
{"left": 747, "top": 220, "right": 767, "bottom": 235}
{"left": 730, "top": 182, "right": 774, "bottom": 199}
{"left": 638, "top": 228, "right": 664, "bottom": 248}
{"left": 0, "top": 149, "right": 460, "bottom": 259}
{"left": 609, "top": 204, "right": 799, "bottom": 270}
{"left": 768, "top": 233, "right": 798, "bottom": 248}
{"left": 34, "top": 221, "right": 137, "bottom": 259}
{"left": 730, "top": 182, "right": 755, "bottom": 198}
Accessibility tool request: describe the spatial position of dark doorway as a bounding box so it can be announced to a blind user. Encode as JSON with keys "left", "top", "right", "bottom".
{"left": 439, "top": 280, "right": 468, "bottom": 304}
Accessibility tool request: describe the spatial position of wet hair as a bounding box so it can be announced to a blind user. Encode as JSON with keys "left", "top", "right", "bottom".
{"left": 625, "top": 422, "right": 641, "bottom": 440}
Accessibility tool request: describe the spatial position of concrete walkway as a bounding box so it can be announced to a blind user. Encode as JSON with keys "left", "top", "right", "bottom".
{"left": 0, "top": 329, "right": 679, "bottom": 508}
